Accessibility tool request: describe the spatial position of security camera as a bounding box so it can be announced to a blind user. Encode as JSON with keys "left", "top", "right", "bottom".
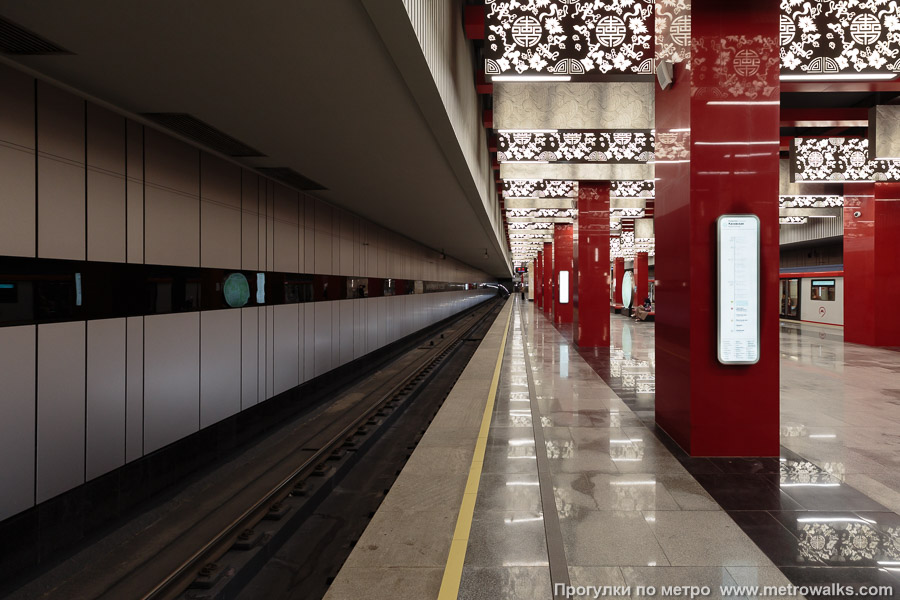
{"left": 853, "top": 211, "right": 862, "bottom": 218}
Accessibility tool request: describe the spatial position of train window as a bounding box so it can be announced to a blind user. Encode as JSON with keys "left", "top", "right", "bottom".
{"left": 810, "top": 279, "right": 835, "bottom": 301}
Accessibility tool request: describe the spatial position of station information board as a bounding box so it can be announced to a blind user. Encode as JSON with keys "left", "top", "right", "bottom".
{"left": 717, "top": 215, "right": 760, "bottom": 365}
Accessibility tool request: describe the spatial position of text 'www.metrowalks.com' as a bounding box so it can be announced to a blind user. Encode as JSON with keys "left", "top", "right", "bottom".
{"left": 555, "top": 583, "right": 895, "bottom": 598}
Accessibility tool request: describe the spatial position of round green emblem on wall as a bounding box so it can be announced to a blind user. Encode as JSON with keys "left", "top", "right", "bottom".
{"left": 224, "top": 273, "right": 250, "bottom": 308}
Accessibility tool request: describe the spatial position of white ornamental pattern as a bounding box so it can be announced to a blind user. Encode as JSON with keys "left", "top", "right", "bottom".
{"left": 791, "top": 137, "right": 900, "bottom": 182}
{"left": 780, "top": 0, "right": 900, "bottom": 76}
{"left": 497, "top": 130, "right": 654, "bottom": 164}
{"left": 611, "top": 180, "right": 655, "bottom": 198}
{"left": 503, "top": 179, "right": 578, "bottom": 198}
{"left": 779, "top": 195, "right": 844, "bottom": 208}
{"left": 507, "top": 208, "right": 578, "bottom": 219}
{"left": 485, "top": 0, "right": 655, "bottom": 79}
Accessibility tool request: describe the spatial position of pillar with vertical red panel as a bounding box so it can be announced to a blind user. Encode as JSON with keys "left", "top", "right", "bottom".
{"left": 542, "top": 241, "right": 553, "bottom": 316}
{"left": 613, "top": 257, "right": 625, "bottom": 310}
{"left": 844, "top": 182, "right": 900, "bottom": 346}
{"left": 635, "top": 252, "right": 649, "bottom": 306}
{"left": 574, "top": 183, "right": 611, "bottom": 346}
{"left": 553, "top": 223, "right": 574, "bottom": 325}
{"left": 653, "top": 0, "right": 780, "bottom": 456}
{"left": 536, "top": 251, "right": 543, "bottom": 308}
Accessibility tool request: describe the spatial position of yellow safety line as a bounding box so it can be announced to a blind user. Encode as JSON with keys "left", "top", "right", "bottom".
{"left": 437, "top": 302, "right": 513, "bottom": 600}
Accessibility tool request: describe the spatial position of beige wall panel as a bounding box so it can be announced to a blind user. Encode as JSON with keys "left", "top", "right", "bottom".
{"left": 0, "top": 63, "right": 35, "bottom": 148}
{"left": 0, "top": 325, "right": 36, "bottom": 521}
{"left": 86, "top": 318, "right": 126, "bottom": 481}
{"left": 273, "top": 304, "right": 299, "bottom": 395}
{"left": 241, "top": 170, "right": 259, "bottom": 271}
{"left": 126, "top": 122, "right": 144, "bottom": 264}
{"left": 0, "top": 144, "right": 36, "bottom": 257}
{"left": 339, "top": 300, "right": 353, "bottom": 366}
{"left": 0, "top": 65, "right": 36, "bottom": 257}
{"left": 86, "top": 104, "right": 125, "bottom": 174}
{"left": 303, "top": 304, "right": 315, "bottom": 382}
{"left": 37, "top": 82, "right": 83, "bottom": 161}
{"left": 201, "top": 153, "right": 241, "bottom": 270}
{"left": 145, "top": 185, "right": 199, "bottom": 267}
{"left": 315, "top": 198, "right": 332, "bottom": 233}
{"left": 315, "top": 231, "right": 332, "bottom": 275}
{"left": 38, "top": 157, "right": 85, "bottom": 260}
{"left": 241, "top": 307, "right": 259, "bottom": 408}
{"left": 125, "top": 316, "right": 143, "bottom": 462}
{"left": 200, "top": 309, "right": 241, "bottom": 428}
{"left": 36, "top": 321, "right": 86, "bottom": 503}
{"left": 265, "top": 305, "right": 274, "bottom": 399}
{"left": 87, "top": 170, "right": 127, "bottom": 262}
{"left": 314, "top": 302, "right": 332, "bottom": 377}
{"left": 144, "top": 312, "right": 199, "bottom": 454}
{"left": 273, "top": 184, "right": 299, "bottom": 273}
{"left": 144, "top": 128, "right": 198, "bottom": 194}
{"left": 201, "top": 200, "right": 241, "bottom": 269}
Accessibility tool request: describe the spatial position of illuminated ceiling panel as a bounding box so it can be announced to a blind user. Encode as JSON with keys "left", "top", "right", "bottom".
{"left": 498, "top": 130, "right": 654, "bottom": 164}
{"left": 503, "top": 179, "right": 578, "bottom": 198}
{"left": 790, "top": 137, "right": 900, "bottom": 182}
{"left": 484, "top": 0, "right": 655, "bottom": 81}
{"left": 781, "top": 1, "right": 900, "bottom": 78}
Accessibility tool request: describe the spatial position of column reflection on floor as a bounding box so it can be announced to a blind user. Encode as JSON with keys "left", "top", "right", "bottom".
{"left": 569, "top": 313, "right": 900, "bottom": 595}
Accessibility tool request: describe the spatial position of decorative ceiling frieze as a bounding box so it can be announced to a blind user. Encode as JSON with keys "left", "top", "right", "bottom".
{"left": 484, "top": 0, "right": 655, "bottom": 80}
{"left": 790, "top": 137, "right": 900, "bottom": 182}
{"left": 498, "top": 130, "right": 654, "bottom": 164}
{"left": 503, "top": 179, "right": 578, "bottom": 198}
{"left": 780, "top": 0, "right": 900, "bottom": 78}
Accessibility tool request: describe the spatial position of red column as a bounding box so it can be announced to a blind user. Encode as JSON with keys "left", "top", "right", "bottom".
{"left": 553, "top": 223, "right": 574, "bottom": 325}
{"left": 575, "top": 183, "right": 611, "bottom": 346}
{"left": 635, "top": 252, "right": 649, "bottom": 306}
{"left": 613, "top": 257, "right": 625, "bottom": 309}
{"left": 654, "top": 0, "right": 780, "bottom": 457}
{"left": 536, "top": 251, "right": 543, "bottom": 308}
{"left": 542, "top": 241, "right": 553, "bottom": 316}
{"left": 845, "top": 182, "right": 900, "bottom": 346}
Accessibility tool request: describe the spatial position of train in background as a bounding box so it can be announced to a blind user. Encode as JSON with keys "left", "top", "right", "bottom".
{"left": 779, "top": 266, "right": 843, "bottom": 326}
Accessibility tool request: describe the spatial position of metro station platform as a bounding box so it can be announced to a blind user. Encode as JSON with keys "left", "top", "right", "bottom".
{"left": 325, "top": 299, "right": 900, "bottom": 599}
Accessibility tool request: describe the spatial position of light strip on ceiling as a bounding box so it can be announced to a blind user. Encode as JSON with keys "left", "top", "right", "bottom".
{"left": 491, "top": 75, "right": 572, "bottom": 82}
{"left": 781, "top": 74, "right": 898, "bottom": 81}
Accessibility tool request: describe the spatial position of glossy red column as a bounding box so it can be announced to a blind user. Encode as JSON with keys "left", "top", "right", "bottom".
{"left": 553, "top": 223, "right": 574, "bottom": 325}
{"left": 613, "top": 257, "right": 625, "bottom": 309}
{"left": 654, "top": 0, "right": 780, "bottom": 456}
{"left": 543, "top": 241, "right": 553, "bottom": 316}
{"left": 535, "top": 252, "right": 543, "bottom": 308}
{"left": 635, "top": 252, "right": 649, "bottom": 306}
{"left": 574, "top": 183, "right": 611, "bottom": 346}
{"left": 845, "top": 182, "right": 900, "bottom": 346}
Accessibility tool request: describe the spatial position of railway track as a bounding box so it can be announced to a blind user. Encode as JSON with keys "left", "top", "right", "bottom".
{"left": 8, "top": 297, "right": 505, "bottom": 600}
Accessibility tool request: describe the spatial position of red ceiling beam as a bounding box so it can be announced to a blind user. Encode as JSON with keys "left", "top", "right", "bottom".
{"left": 780, "top": 108, "right": 868, "bottom": 128}
{"left": 464, "top": 5, "right": 485, "bottom": 40}
{"left": 483, "top": 109, "right": 493, "bottom": 129}
{"left": 476, "top": 70, "right": 493, "bottom": 95}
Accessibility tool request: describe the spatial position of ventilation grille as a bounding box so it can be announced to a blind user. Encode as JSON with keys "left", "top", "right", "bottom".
{"left": 0, "top": 17, "right": 71, "bottom": 54}
{"left": 142, "top": 113, "right": 265, "bottom": 158}
{"left": 257, "top": 167, "right": 326, "bottom": 191}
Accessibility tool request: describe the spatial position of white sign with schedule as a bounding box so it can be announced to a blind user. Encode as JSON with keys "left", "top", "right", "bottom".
{"left": 717, "top": 215, "right": 760, "bottom": 365}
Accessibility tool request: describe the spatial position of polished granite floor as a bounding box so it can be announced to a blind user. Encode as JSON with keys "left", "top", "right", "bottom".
{"left": 459, "top": 300, "right": 811, "bottom": 599}
{"left": 560, "top": 311, "right": 900, "bottom": 597}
